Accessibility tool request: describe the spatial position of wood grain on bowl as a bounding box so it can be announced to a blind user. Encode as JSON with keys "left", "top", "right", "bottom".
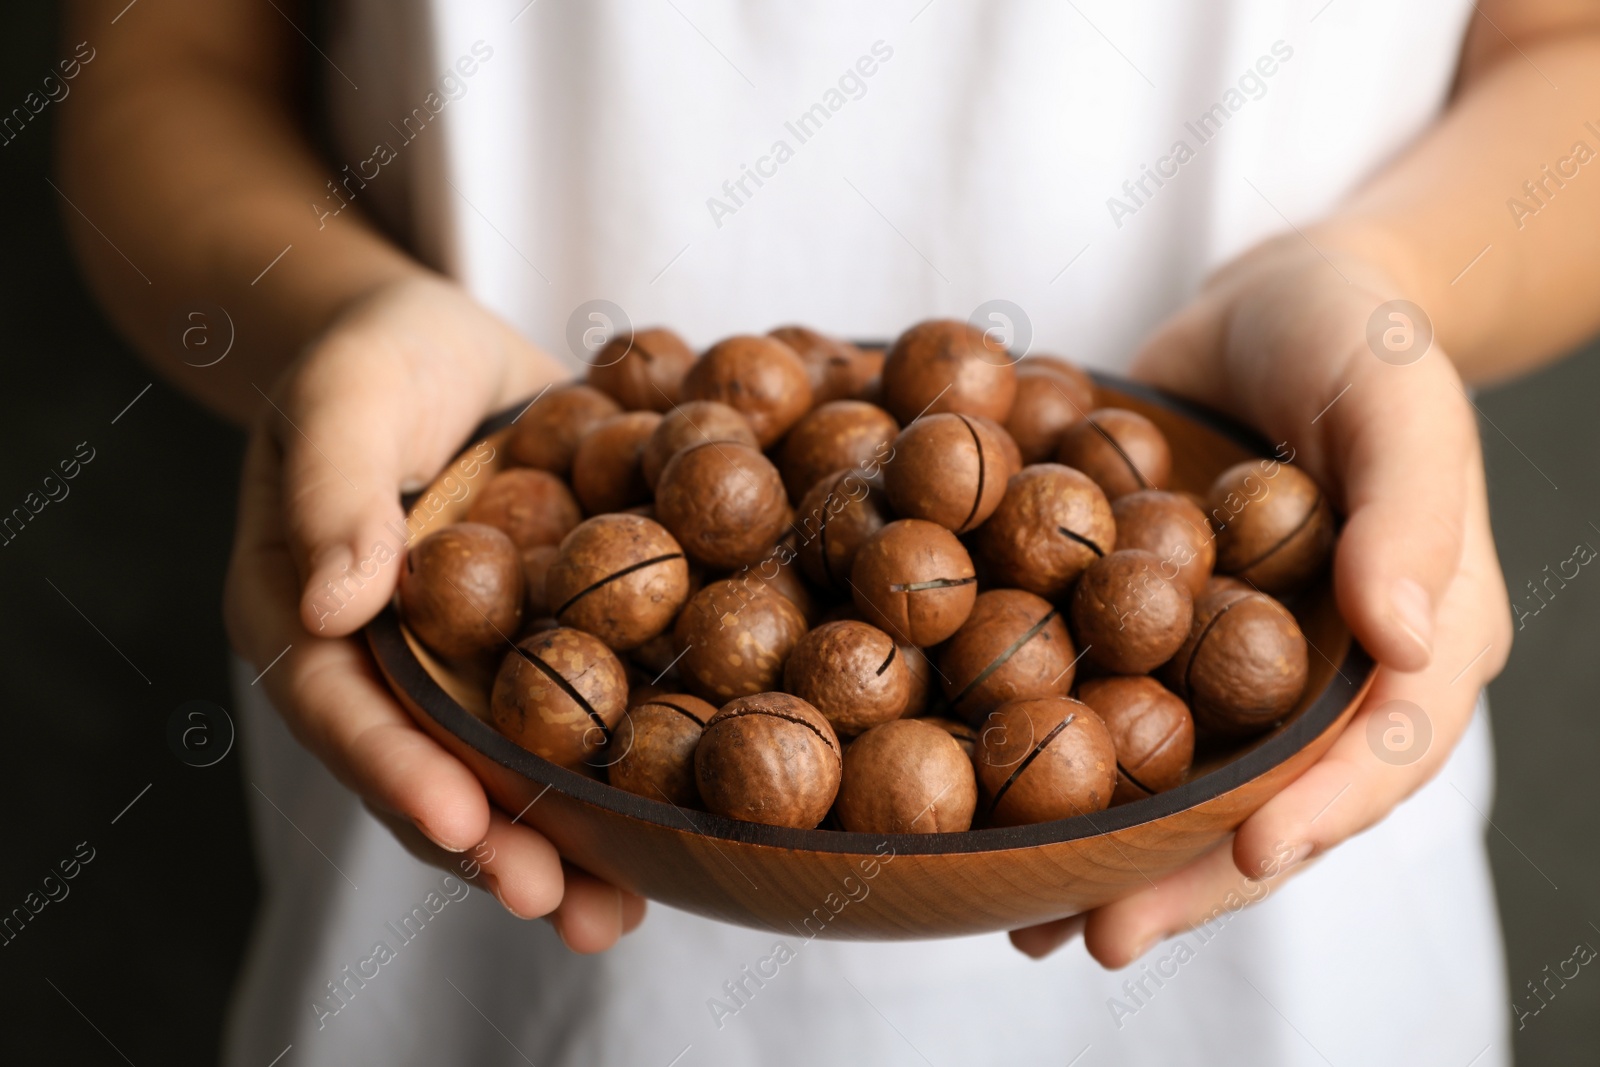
{"left": 367, "top": 374, "right": 1374, "bottom": 940}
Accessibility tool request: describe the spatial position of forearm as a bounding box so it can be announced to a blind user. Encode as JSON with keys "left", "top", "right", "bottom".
{"left": 1316, "top": 16, "right": 1600, "bottom": 384}
{"left": 58, "top": 0, "right": 424, "bottom": 426}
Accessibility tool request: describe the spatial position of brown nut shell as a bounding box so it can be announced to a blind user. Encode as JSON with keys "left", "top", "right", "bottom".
{"left": 793, "top": 470, "right": 890, "bottom": 594}
{"left": 975, "top": 697, "right": 1117, "bottom": 826}
{"left": 971, "top": 415, "right": 1024, "bottom": 480}
{"left": 1112, "top": 490, "right": 1216, "bottom": 597}
{"left": 882, "top": 413, "right": 1010, "bottom": 534}
{"left": 1005, "top": 364, "right": 1092, "bottom": 464}
{"left": 607, "top": 694, "right": 715, "bottom": 807}
{"left": 769, "top": 325, "right": 874, "bottom": 406}
{"left": 489, "top": 627, "right": 628, "bottom": 767}
{"left": 939, "top": 589, "right": 1077, "bottom": 723}
{"left": 1070, "top": 549, "right": 1195, "bottom": 675}
{"left": 972, "top": 464, "right": 1115, "bottom": 599}
{"left": 921, "top": 715, "right": 978, "bottom": 758}
{"left": 656, "top": 441, "right": 790, "bottom": 569}
{"left": 545, "top": 514, "right": 689, "bottom": 651}
{"left": 1056, "top": 408, "right": 1172, "bottom": 500}
{"left": 725, "top": 547, "right": 822, "bottom": 624}
{"left": 1161, "top": 587, "right": 1309, "bottom": 735}
{"left": 587, "top": 327, "right": 697, "bottom": 412}
{"left": 520, "top": 544, "right": 560, "bottom": 618}
{"left": 1076, "top": 675, "right": 1194, "bottom": 804}
{"left": 881, "top": 319, "right": 1017, "bottom": 424}
{"left": 465, "top": 468, "right": 582, "bottom": 551}
{"left": 898, "top": 643, "right": 936, "bottom": 718}
{"left": 682, "top": 335, "right": 813, "bottom": 447}
{"left": 398, "top": 523, "right": 524, "bottom": 661}
{"left": 508, "top": 384, "right": 622, "bottom": 474}
{"left": 835, "top": 719, "right": 978, "bottom": 833}
{"left": 570, "top": 411, "right": 662, "bottom": 515}
{"left": 1207, "top": 460, "right": 1335, "bottom": 595}
{"left": 849, "top": 519, "right": 977, "bottom": 647}
{"left": 776, "top": 400, "right": 898, "bottom": 503}
{"left": 640, "top": 400, "right": 759, "bottom": 491}
{"left": 784, "top": 620, "right": 912, "bottom": 736}
{"left": 695, "top": 693, "right": 841, "bottom": 828}
{"left": 674, "top": 581, "right": 809, "bottom": 701}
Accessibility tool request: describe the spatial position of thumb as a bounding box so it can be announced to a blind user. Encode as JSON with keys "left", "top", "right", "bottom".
{"left": 270, "top": 380, "right": 416, "bottom": 638}
{"left": 1324, "top": 352, "right": 1476, "bottom": 672}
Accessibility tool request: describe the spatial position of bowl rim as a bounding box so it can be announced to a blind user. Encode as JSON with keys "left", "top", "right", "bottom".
{"left": 366, "top": 370, "right": 1373, "bottom": 857}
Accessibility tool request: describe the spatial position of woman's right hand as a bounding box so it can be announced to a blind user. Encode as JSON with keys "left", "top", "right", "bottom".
{"left": 223, "top": 273, "right": 646, "bottom": 950}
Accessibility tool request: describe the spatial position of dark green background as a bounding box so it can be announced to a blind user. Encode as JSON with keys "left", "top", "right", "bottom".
{"left": 1, "top": 4, "right": 1594, "bottom": 1063}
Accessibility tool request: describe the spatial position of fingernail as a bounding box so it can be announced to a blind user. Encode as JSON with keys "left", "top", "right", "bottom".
{"left": 1390, "top": 578, "right": 1433, "bottom": 658}
{"left": 1283, "top": 841, "right": 1315, "bottom": 872}
{"left": 492, "top": 883, "right": 535, "bottom": 920}
{"left": 549, "top": 913, "right": 574, "bottom": 951}
{"left": 1129, "top": 930, "right": 1163, "bottom": 961}
{"left": 416, "top": 821, "right": 468, "bottom": 854}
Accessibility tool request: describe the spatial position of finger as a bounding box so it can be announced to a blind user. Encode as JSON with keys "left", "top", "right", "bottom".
{"left": 1234, "top": 463, "right": 1510, "bottom": 876}
{"left": 269, "top": 285, "right": 551, "bottom": 638}
{"left": 469, "top": 810, "right": 567, "bottom": 919}
{"left": 621, "top": 892, "right": 649, "bottom": 935}
{"left": 1008, "top": 914, "right": 1086, "bottom": 959}
{"left": 1082, "top": 838, "right": 1311, "bottom": 969}
{"left": 548, "top": 863, "right": 642, "bottom": 954}
{"left": 228, "top": 431, "right": 491, "bottom": 852}
{"left": 1322, "top": 348, "right": 1477, "bottom": 672}
{"left": 364, "top": 803, "right": 567, "bottom": 920}
{"left": 273, "top": 356, "right": 429, "bottom": 637}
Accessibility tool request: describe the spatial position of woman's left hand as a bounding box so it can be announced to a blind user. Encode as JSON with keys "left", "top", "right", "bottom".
{"left": 1010, "top": 231, "right": 1512, "bottom": 965}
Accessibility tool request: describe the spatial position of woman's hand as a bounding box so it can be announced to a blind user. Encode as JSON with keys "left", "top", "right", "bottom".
{"left": 1011, "top": 232, "right": 1513, "bottom": 964}
{"left": 223, "top": 273, "right": 646, "bottom": 951}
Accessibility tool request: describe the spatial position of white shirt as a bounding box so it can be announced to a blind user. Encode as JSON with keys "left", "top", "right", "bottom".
{"left": 225, "top": 3, "right": 1507, "bottom": 1064}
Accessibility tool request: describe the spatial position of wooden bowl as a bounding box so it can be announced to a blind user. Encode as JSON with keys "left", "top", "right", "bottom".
{"left": 367, "top": 373, "right": 1373, "bottom": 940}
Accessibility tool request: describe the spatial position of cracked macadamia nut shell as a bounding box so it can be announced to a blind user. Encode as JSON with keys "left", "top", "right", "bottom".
{"left": 793, "top": 471, "right": 889, "bottom": 594}
{"left": 776, "top": 400, "right": 898, "bottom": 504}
{"left": 850, "top": 519, "right": 977, "bottom": 647}
{"left": 545, "top": 514, "right": 689, "bottom": 651}
{"left": 607, "top": 693, "right": 715, "bottom": 807}
{"left": 1162, "top": 586, "right": 1309, "bottom": 735}
{"left": 570, "top": 411, "right": 662, "bottom": 515}
{"left": 836, "top": 718, "right": 978, "bottom": 833}
{"left": 587, "top": 327, "right": 697, "bottom": 412}
{"left": 881, "top": 319, "right": 1018, "bottom": 425}
{"left": 784, "top": 620, "right": 912, "bottom": 736}
{"left": 508, "top": 384, "right": 622, "bottom": 474}
{"left": 1070, "top": 549, "right": 1195, "bottom": 675}
{"left": 682, "top": 334, "right": 813, "bottom": 447}
{"left": 1112, "top": 490, "right": 1216, "bottom": 597}
{"left": 1076, "top": 675, "right": 1194, "bottom": 804}
{"left": 640, "top": 400, "right": 759, "bottom": 491}
{"left": 465, "top": 468, "right": 582, "bottom": 551}
{"left": 1207, "top": 460, "right": 1335, "bottom": 595}
{"left": 398, "top": 523, "right": 524, "bottom": 661}
{"left": 939, "top": 589, "right": 1077, "bottom": 723}
{"left": 674, "top": 581, "right": 810, "bottom": 702}
{"left": 489, "top": 627, "right": 628, "bottom": 768}
{"left": 1056, "top": 408, "right": 1172, "bottom": 500}
{"left": 655, "top": 440, "right": 789, "bottom": 569}
{"left": 972, "top": 464, "right": 1115, "bottom": 599}
{"left": 694, "top": 693, "right": 842, "bottom": 828}
{"left": 882, "top": 413, "right": 1010, "bottom": 534}
{"left": 976, "top": 697, "right": 1117, "bottom": 826}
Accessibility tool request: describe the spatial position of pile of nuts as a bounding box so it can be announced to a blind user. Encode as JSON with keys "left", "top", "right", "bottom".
{"left": 397, "top": 320, "right": 1335, "bottom": 834}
